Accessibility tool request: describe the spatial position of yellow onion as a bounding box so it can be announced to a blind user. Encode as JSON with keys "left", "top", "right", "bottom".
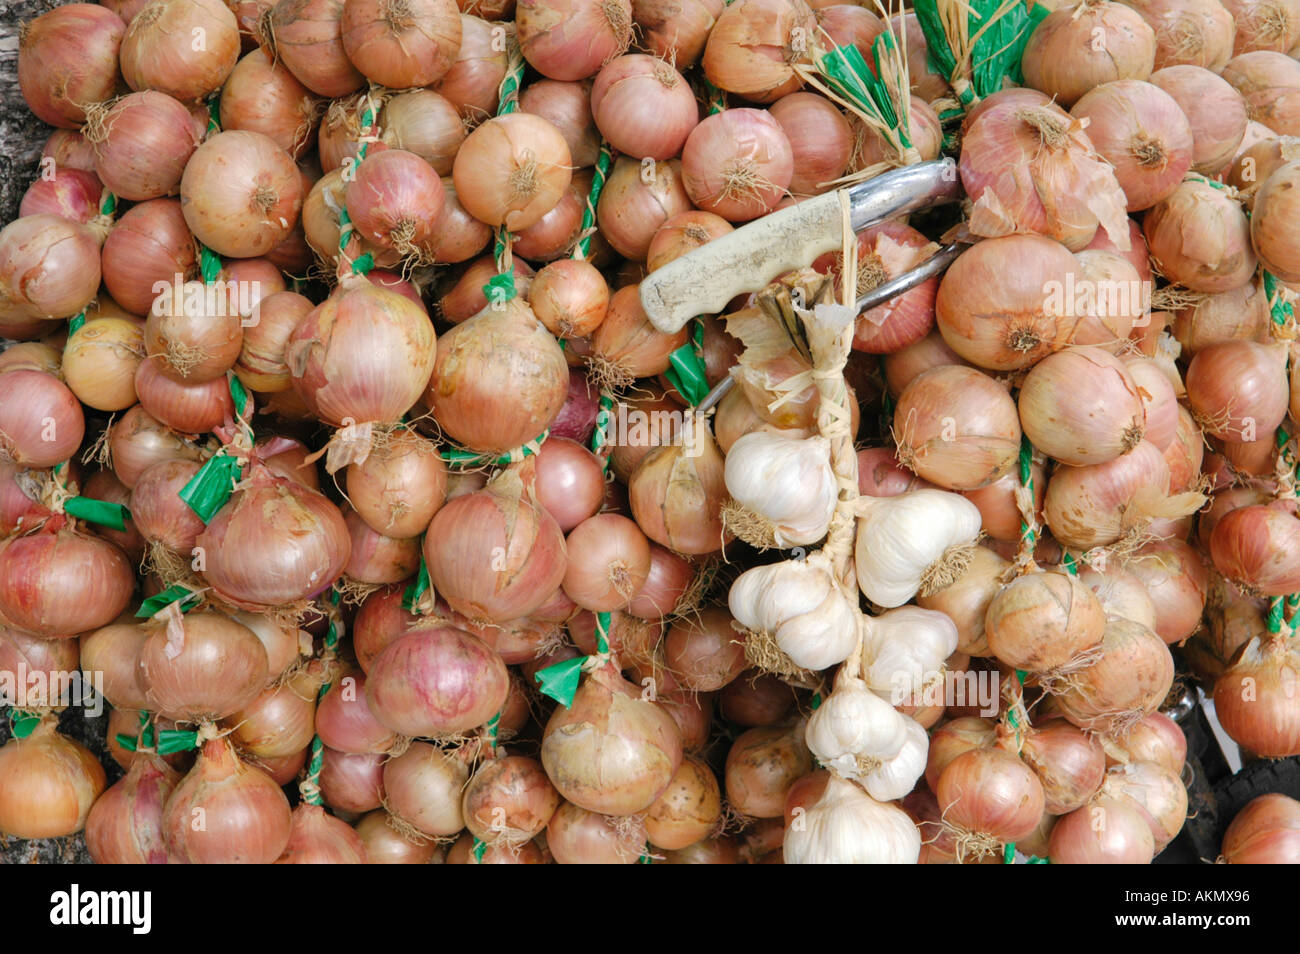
{"left": 462, "top": 754, "right": 561, "bottom": 845}
{"left": 628, "top": 428, "right": 731, "bottom": 555}
{"left": 62, "top": 318, "right": 146, "bottom": 412}
{"left": 163, "top": 736, "right": 292, "bottom": 863}
{"left": 645, "top": 754, "right": 723, "bottom": 850}
{"left": 17, "top": 4, "right": 125, "bottom": 128}
{"left": 433, "top": 13, "right": 508, "bottom": 119}
{"left": 275, "top": 802, "right": 367, "bottom": 863}
{"left": 597, "top": 157, "right": 694, "bottom": 259}
{"left": 382, "top": 741, "right": 470, "bottom": 836}
{"left": 318, "top": 747, "right": 383, "bottom": 812}
{"left": 986, "top": 571, "right": 1108, "bottom": 673}
{"left": 1124, "top": 0, "right": 1235, "bottom": 71}
{"left": 220, "top": 48, "right": 320, "bottom": 159}
{"left": 701, "top": 0, "right": 816, "bottom": 103}
{"left": 1048, "top": 794, "right": 1156, "bottom": 862}
{"left": 120, "top": 0, "right": 240, "bottom": 101}
{"left": 340, "top": 0, "right": 461, "bottom": 88}
{"left": 725, "top": 721, "right": 812, "bottom": 819}
{"left": 108, "top": 405, "right": 204, "bottom": 489}
{"left": 145, "top": 281, "right": 244, "bottom": 383}
{"left": 1223, "top": 0, "right": 1300, "bottom": 53}
{"left": 1019, "top": 346, "right": 1147, "bottom": 465}
{"left": 85, "top": 755, "right": 180, "bottom": 864}
{"left": 1022, "top": 1, "right": 1156, "bottom": 107}
{"left": 1022, "top": 721, "right": 1107, "bottom": 815}
{"left": 1186, "top": 340, "right": 1289, "bottom": 442}
{"left": 893, "top": 365, "right": 1019, "bottom": 491}
{"left": 225, "top": 665, "right": 322, "bottom": 757}
{"left": 1126, "top": 539, "right": 1208, "bottom": 644}
{"left": 0, "top": 369, "right": 86, "bottom": 467}
{"left": 1100, "top": 760, "right": 1187, "bottom": 849}
{"left": 1143, "top": 176, "right": 1256, "bottom": 292}
{"left": 1213, "top": 634, "right": 1300, "bottom": 756}
{"left": 1055, "top": 618, "right": 1175, "bottom": 735}
{"left": 353, "top": 810, "right": 441, "bottom": 863}
{"left": 233, "top": 290, "right": 314, "bottom": 393}
{"left": 1110, "top": 711, "right": 1187, "bottom": 773}
{"left": 1251, "top": 160, "right": 1300, "bottom": 281}
{"left": 452, "top": 113, "right": 572, "bottom": 230}
{"left": 546, "top": 800, "right": 645, "bottom": 863}
{"left": 935, "top": 747, "right": 1045, "bottom": 858}
{"left": 81, "top": 621, "right": 151, "bottom": 710}
{"left": 265, "top": 0, "right": 366, "bottom": 98}
{"left": 541, "top": 663, "right": 683, "bottom": 815}
{"left": 917, "top": 546, "right": 1011, "bottom": 656}
{"left": 0, "top": 524, "right": 133, "bottom": 637}
{"left": 1, "top": 625, "right": 82, "bottom": 707}
{"left": 0, "top": 215, "right": 103, "bottom": 330}
{"left": 140, "top": 611, "right": 269, "bottom": 721}
{"left": 1151, "top": 65, "right": 1249, "bottom": 174}
{"left": 0, "top": 718, "right": 106, "bottom": 839}
{"left": 1221, "top": 793, "right": 1300, "bottom": 863}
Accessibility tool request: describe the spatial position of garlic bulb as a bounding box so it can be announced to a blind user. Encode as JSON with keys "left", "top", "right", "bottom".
{"left": 729, "top": 552, "right": 860, "bottom": 671}
{"left": 861, "top": 718, "right": 928, "bottom": 803}
{"left": 723, "top": 432, "right": 837, "bottom": 547}
{"left": 855, "top": 489, "right": 983, "bottom": 608}
{"left": 784, "top": 774, "right": 921, "bottom": 864}
{"left": 862, "top": 606, "right": 960, "bottom": 699}
{"left": 805, "top": 669, "right": 911, "bottom": 778}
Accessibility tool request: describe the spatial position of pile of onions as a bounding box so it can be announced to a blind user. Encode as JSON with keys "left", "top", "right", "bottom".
{"left": 681, "top": 109, "right": 794, "bottom": 222}
{"left": 163, "top": 737, "right": 292, "bottom": 863}
{"left": 1021, "top": 1, "right": 1157, "bottom": 107}
{"left": 959, "top": 95, "right": 1129, "bottom": 251}
{"left": 893, "top": 365, "right": 1020, "bottom": 491}
{"left": 701, "top": 0, "right": 816, "bottom": 103}
{"left": 0, "top": 719, "right": 106, "bottom": 839}
{"left": 935, "top": 235, "right": 1080, "bottom": 370}
{"left": 195, "top": 466, "right": 350, "bottom": 611}
{"left": 340, "top": 0, "right": 461, "bottom": 88}
{"left": 1070, "top": 80, "right": 1194, "bottom": 210}
{"left": 516, "top": 0, "right": 633, "bottom": 81}
{"left": 287, "top": 278, "right": 437, "bottom": 427}
{"left": 120, "top": 0, "right": 241, "bottom": 102}
{"left": 17, "top": 4, "right": 125, "bottom": 129}
{"left": 426, "top": 298, "right": 568, "bottom": 455}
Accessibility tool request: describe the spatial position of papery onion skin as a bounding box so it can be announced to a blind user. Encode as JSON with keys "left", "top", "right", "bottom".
{"left": 163, "top": 736, "right": 293, "bottom": 864}
{"left": 85, "top": 755, "right": 179, "bottom": 864}
{"left": 1151, "top": 65, "right": 1249, "bottom": 175}
{"left": 18, "top": 4, "right": 126, "bottom": 128}
{"left": 101, "top": 199, "right": 198, "bottom": 317}
{"left": 452, "top": 113, "right": 573, "bottom": 230}
{"left": 0, "top": 721, "right": 107, "bottom": 839}
{"left": 318, "top": 747, "right": 384, "bottom": 812}
{"left": 1143, "top": 177, "right": 1256, "bottom": 293}
{"left": 266, "top": 0, "right": 367, "bottom": 98}
{"left": 1048, "top": 795, "right": 1156, "bottom": 863}
{"left": 462, "top": 755, "right": 561, "bottom": 844}
{"left": 366, "top": 627, "right": 510, "bottom": 737}
{"left": 701, "top": 0, "right": 816, "bottom": 103}
{"left": 0, "top": 369, "right": 86, "bottom": 467}
{"left": 1021, "top": 722, "right": 1107, "bottom": 815}
{"left": 596, "top": 157, "right": 694, "bottom": 260}
{"left": 1123, "top": 0, "right": 1235, "bottom": 72}
{"left": 140, "top": 611, "right": 270, "bottom": 721}
{"left": 680, "top": 108, "right": 794, "bottom": 222}
{"left": 1022, "top": 2, "right": 1157, "bottom": 107}
{"left": 1186, "top": 340, "right": 1288, "bottom": 442}
{"left": 1222, "top": 793, "right": 1300, "bottom": 863}
{"left": 986, "top": 571, "right": 1108, "bottom": 673}
{"left": 275, "top": 802, "right": 367, "bottom": 863}
{"left": 340, "top": 0, "right": 462, "bottom": 88}
{"left": 1252, "top": 160, "right": 1300, "bottom": 282}
{"left": 120, "top": 0, "right": 241, "bottom": 102}
{"left": 546, "top": 800, "right": 645, "bottom": 863}
{"left": 108, "top": 405, "right": 203, "bottom": 488}
{"left": 354, "top": 809, "right": 440, "bottom": 863}
{"left": 220, "top": 48, "right": 321, "bottom": 159}
{"left": 0, "top": 527, "right": 134, "bottom": 638}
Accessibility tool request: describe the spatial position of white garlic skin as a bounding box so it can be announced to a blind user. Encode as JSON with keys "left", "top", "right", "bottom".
{"left": 728, "top": 556, "right": 859, "bottom": 671}
{"left": 862, "top": 606, "right": 960, "bottom": 697}
{"left": 784, "top": 775, "right": 921, "bottom": 864}
{"left": 860, "top": 717, "right": 928, "bottom": 803}
{"left": 805, "top": 670, "right": 910, "bottom": 771}
{"left": 854, "top": 489, "right": 983, "bottom": 607}
{"left": 724, "top": 432, "right": 837, "bottom": 547}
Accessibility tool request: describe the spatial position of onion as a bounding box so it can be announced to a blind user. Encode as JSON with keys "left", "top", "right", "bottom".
{"left": 426, "top": 298, "right": 568, "bottom": 454}
{"left": 591, "top": 54, "right": 699, "bottom": 160}
{"left": 452, "top": 113, "right": 573, "bottom": 230}
{"left": 425, "top": 179, "right": 493, "bottom": 264}
{"left": 314, "top": 671, "right": 399, "bottom": 754}
{"left": 145, "top": 283, "right": 244, "bottom": 383}
{"left": 345, "top": 149, "right": 446, "bottom": 256}
{"left": 519, "top": 80, "right": 600, "bottom": 168}
{"left": 848, "top": 96, "right": 944, "bottom": 172}
{"left": 1112, "top": 711, "right": 1186, "bottom": 773}
{"left": 2, "top": 626, "right": 81, "bottom": 707}
{"left": 85, "top": 755, "right": 179, "bottom": 864}
{"left": 546, "top": 800, "right": 645, "bottom": 862}
{"left": 1252, "top": 160, "right": 1300, "bottom": 281}
{"left": 1019, "top": 346, "right": 1147, "bottom": 465}
{"left": 528, "top": 260, "right": 609, "bottom": 341}
{"left": 986, "top": 572, "right": 1107, "bottom": 673}
{"left": 1022, "top": 1, "right": 1156, "bottom": 106}
{"left": 134, "top": 358, "right": 234, "bottom": 433}
{"left": 366, "top": 626, "right": 508, "bottom": 736}
{"left": 276, "top": 803, "right": 367, "bottom": 863}
{"left": 180, "top": 130, "right": 304, "bottom": 258}
{"left": 882, "top": 331, "right": 970, "bottom": 397}
{"left": 1210, "top": 502, "right": 1300, "bottom": 595}
{"left": 341, "top": 0, "right": 461, "bottom": 87}
{"left": 1126, "top": 539, "right": 1208, "bottom": 644}
{"left": 17, "top": 5, "right": 124, "bottom": 128}
{"left": 0, "top": 719, "right": 106, "bottom": 839}
{"left": 1102, "top": 760, "right": 1187, "bottom": 848}
{"left": 935, "top": 235, "right": 1081, "bottom": 370}
{"left": 629, "top": 428, "right": 730, "bottom": 555}
{"left": 719, "top": 670, "right": 796, "bottom": 726}
{"left": 0, "top": 525, "right": 133, "bottom": 637}
{"left": 916, "top": 546, "right": 1010, "bottom": 655}
{"left": 433, "top": 14, "right": 508, "bottom": 121}
{"left": 663, "top": 607, "right": 745, "bottom": 692}
{"left": 542, "top": 663, "right": 683, "bottom": 814}
{"left": 233, "top": 290, "right": 313, "bottom": 393}
{"left": 354, "top": 810, "right": 440, "bottom": 863}
{"left": 530, "top": 438, "right": 604, "bottom": 534}
{"left": 1055, "top": 618, "right": 1174, "bottom": 735}
{"left": 894, "top": 365, "right": 1019, "bottom": 491}
{"left": 1022, "top": 722, "right": 1106, "bottom": 816}
{"left": 43, "top": 130, "right": 98, "bottom": 173}
{"left": 107, "top": 405, "right": 200, "bottom": 488}
{"left": 287, "top": 280, "right": 436, "bottom": 429}
{"left": 725, "top": 722, "right": 812, "bottom": 819}
{"left": 702, "top": 0, "right": 816, "bottom": 103}
{"left": 817, "top": 4, "right": 883, "bottom": 58}
{"left": 342, "top": 429, "right": 446, "bottom": 538}
{"left": 342, "top": 510, "right": 420, "bottom": 583}
{"left": 352, "top": 585, "right": 419, "bottom": 672}
{"left": 20, "top": 168, "right": 103, "bottom": 226}
{"left": 0, "top": 369, "right": 85, "bottom": 468}
{"left": 101, "top": 199, "right": 197, "bottom": 317}
{"left": 1222, "top": 51, "right": 1300, "bottom": 136}
{"left": 1186, "top": 340, "right": 1288, "bottom": 442}
{"left": 1222, "top": 0, "right": 1300, "bottom": 53}
{"left": 925, "top": 717, "right": 996, "bottom": 791}
{"left": 631, "top": 0, "right": 721, "bottom": 67}
{"left": 681, "top": 109, "right": 794, "bottom": 222}
{"left": 139, "top": 611, "right": 269, "bottom": 720}
{"left": 627, "top": 545, "right": 695, "bottom": 619}
{"left": 935, "top": 747, "right": 1045, "bottom": 857}
{"left": 164, "top": 736, "right": 292, "bottom": 863}
{"left": 0, "top": 342, "right": 61, "bottom": 378}
{"left": 227, "top": 667, "right": 322, "bottom": 757}
{"left": 318, "top": 747, "right": 384, "bottom": 811}
{"left": 589, "top": 284, "right": 689, "bottom": 387}
{"left": 1122, "top": 356, "right": 1178, "bottom": 452}
{"left": 1144, "top": 177, "right": 1256, "bottom": 293}
{"left": 1151, "top": 66, "right": 1249, "bottom": 175}
{"left": 381, "top": 741, "right": 469, "bottom": 836}
{"left": 1070, "top": 80, "right": 1193, "bottom": 211}
{"left": 120, "top": 0, "right": 240, "bottom": 101}
{"left": 511, "top": 168, "right": 589, "bottom": 261}
{"left": 595, "top": 158, "right": 692, "bottom": 260}
{"left": 379, "top": 90, "right": 465, "bottom": 176}
{"left": 646, "top": 211, "right": 733, "bottom": 273}
{"left": 425, "top": 469, "right": 567, "bottom": 622}
{"left": 301, "top": 170, "right": 399, "bottom": 269}
{"left": 644, "top": 754, "right": 722, "bottom": 850}
{"left": 436, "top": 254, "right": 532, "bottom": 322}
{"left": 266, "top": 0, "right": 366, "bottom": 97}
{"left": 516, "top": 0, "right": 632, "bottom": 81}
{"left": 959, "top": 97, "right": 1129, "bottom": 251}
{"left": 0, "top": 215, "right": 103, "bottom": 329}
{"left": 196, "top": 466, "right": 350, "bottom": 610}
{"left": 1048, "top": 795, "right": 1156, "bottom": 862}
{"left": 130, "top": 458, "right": 205, "bottom": 559}
{"left": 1222, "top": 793, "right": 1300, "bottom": 863}
{"left": 229, "top": 611, "right": 303, "bottom": 683}
{"left": 1124, "top": 0, "right": 1235, "bottom": 71}
{"left": 462, "top": 755, "right": 560, "bottom": 844}
{"left": 220, "top": 49, "right": 320, "bottom": 159}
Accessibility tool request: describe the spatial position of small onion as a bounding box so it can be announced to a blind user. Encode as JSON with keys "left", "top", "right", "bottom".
{"left": 528, "top": 259, "right": 609, "bottom": 339}
{"left": 986, "top": 571, "right": 1108, "bottom": 673}
{"left": 1022, "top": 2, "right": 1156, "bottom": 106}
{"left": 1127, "top": 539, "right": 1208, "bottom": 644}
{"left": 86, "top": 92, "right": 200, "bottom": 202}
{"left": 518, "top": 79, "right": 600, "bottom": 168}
{"left": 85, "top": 755, "right": 179, "bottom": 864}
{"left": 276, "top": 803, "right": 367, "bottom": 863}
{"left": 725, "top": 722, "right": 813, "bottom": 819}
{"left": 1019, "top": 346, "right": 1147, "bottom": 466}
{"left": 220, "top": 48, "right": 320, "bottom": 159}
{"left": 628, "top": 428, "right": 730, "bottom": 555}
{"left": 139, "top": 611, "right": 269, "bottom": 721}
{"left": 680, "top": 108, "right": 794, "bottom": 222}
{"left": 20, "top": 168, "right": 104, "bottom": 225}
{"left": 134, "top": 358, "right": 235, "bottom": 433}
{"left": 935, "top": 747, "right": 1045, "bottom": 856}
{"left": 1049, "top": 795, "right": 1156, "bottom": 862}
{"left": 516, "top": 0, "right": 633, "bottom": 81}
{"left": 1055, "top": 618, "right": 1175, "bottom": 735}
{"left": 1124, "top": 0, "right": 1235, "bottom": 71}
{"left": 1186, "top": 340, "right": 1288, "bottom": 442}
{"left": 381, "top": 741, "right": 469, "bottom": 836}
{"left": 1222, "top": 793, "right": 1300, "bottom": 863}
{"left": 433, "top": 14, "right": 508, "bottom": 120}
{"left": 0, "top": 719, "right": 106, "bottom": 839}
{"left": 233, "top": 289, "right": 314, "bottom": 393}
{"left": 462, "top": 755, "right": 560, "bottom": 845}
{"left": 630, "top": 0, "right": 722, "bottom": 67}
{"left": 145, "top": 281, "right": 244, "bottom": 382}
{"left": 0, "top": 526, "right": 133, "bottom": 637}
{"left": 120, "top": 0, "right": 240, "bottom": 102}
{"left": 17, "top": 4, "right": 125, "bottom": 128}
{"left": 0, "top": 369, "right": 87, "bottom": 467}
{"left": 340, "top": 0, "right": 461, "bottom": 88}
{"left": 644, "top": 754, "right": 723, "bottom": 850}
{"left": 319, "top": 747, "right": 384, "bottom": 812}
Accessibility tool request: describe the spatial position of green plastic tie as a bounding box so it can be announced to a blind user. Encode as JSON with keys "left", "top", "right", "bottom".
{"left": 574, "top": 143, "right": 613, "bottom": 260}
{"left": 590, "top": 391, "right": 616, "bottom": 475}
{"left": 438, "top": 429, "right": 549, "bottom": 468}
{"left": 637, "top": 846, "right": 653, "bottom": 864}
{"left": 68, "top": 311, "right": 86, "bottom": 335}
{"left": 63, "top": 496, "right": 130, "bottom": 531}
{"left": 8, "top": 709, "right": 41, "bottom": 739}
{"left": 1268, "top": 596, "right": 1285, "bottom": 634}
{"left": 663, "top": 328, "right": 710, "bottom": 406}
{"left": 1264, "top": 270, "right": 1296, "bottom": 327}
{"left": 810, "top": 693, "right": 822, "bottom": 710}
{"left": 482, "top": 267, "right": 517, "bottom": 306}
{"left": 301, "top": 587, "right": 343, "bottom": 808}
{"left": 1003, "top": 842, "right": 1016, "bottom": 864}
{"left": 818, "top": 40, "right": 912, "bottom": 151}
{"left": 535, "top": 611, "right": 611, "bottom": 707}
{"left": 199, "top": 244, "right": 223, "bottom": 285}
{"left": 402, "top": 557, "right": 433, "bottom": 614}
{"left": 99, "top": 192, "right": 117, "bottom": 217}
{"left": 136, "top": 584, "right": 203, "bottom": 619}
{"left": 1062, "top": 552, "right": 1079, "bottom": 577}
{"left": 206, "top": 94, "right": 221, "bottom": 135}
{"left": 179, "top": 451, "right": 243, "bottom": 523}
{"left": 229, "top": 373, "right": 250, "bottom": 420}
{"left": 473, "top": 838, "right": 488, "bottom": 862}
